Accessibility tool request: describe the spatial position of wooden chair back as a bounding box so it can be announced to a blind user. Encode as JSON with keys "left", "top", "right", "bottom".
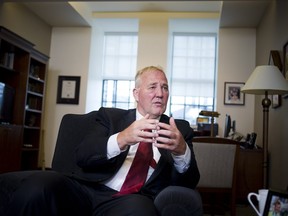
{"left": 192, "top": 137, "right": 240, "bottom": 216}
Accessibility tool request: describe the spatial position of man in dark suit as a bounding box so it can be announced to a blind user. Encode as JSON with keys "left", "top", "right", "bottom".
{"left": 5, "top": 66, "right": 202, "bottom": 216}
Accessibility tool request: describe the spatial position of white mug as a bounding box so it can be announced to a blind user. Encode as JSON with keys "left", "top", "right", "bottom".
{"left": 247, "top": 189, "right": 269, "bottom": 216}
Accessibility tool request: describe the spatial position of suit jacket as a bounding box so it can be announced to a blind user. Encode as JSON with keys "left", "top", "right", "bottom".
{"left": 75, "top": 107, "right": 200, "bottom": 197}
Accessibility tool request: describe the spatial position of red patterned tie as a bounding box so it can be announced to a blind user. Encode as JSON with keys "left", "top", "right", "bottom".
{"left": 116, "top": 140, "right": 155, "bottom": 196}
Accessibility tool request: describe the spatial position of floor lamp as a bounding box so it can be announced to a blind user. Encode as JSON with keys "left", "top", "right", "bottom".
{"left": 241, "top": 65, "right": 288, "bottom": 188}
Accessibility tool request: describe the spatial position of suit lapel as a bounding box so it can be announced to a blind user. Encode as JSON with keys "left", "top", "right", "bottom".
{"left": 119, "top": 109, "right": 136, "bottom": 131}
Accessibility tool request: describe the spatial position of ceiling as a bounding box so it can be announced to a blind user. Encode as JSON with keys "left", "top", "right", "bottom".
{"left": 19, "top": 1, "right": 272, "bottom": 28}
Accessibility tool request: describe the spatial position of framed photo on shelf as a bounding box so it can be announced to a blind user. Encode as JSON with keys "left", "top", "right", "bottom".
{"left": 57, "top": 76, "right": 81, "bottom": 104}
{"left": 263, "top": 189, "right": 288, "bottom": 216}
{"left": 224, "top": 82, "right": 245, "bottom": 105}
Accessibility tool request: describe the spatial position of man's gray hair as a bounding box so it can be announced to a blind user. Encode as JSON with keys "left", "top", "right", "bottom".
{"left": 135, "top": 66, "right": 166, "bottom": 87}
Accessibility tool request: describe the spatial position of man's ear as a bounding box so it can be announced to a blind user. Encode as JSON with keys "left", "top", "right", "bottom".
{"left": 133, "top": 88, "right": 139, "bottom": 102}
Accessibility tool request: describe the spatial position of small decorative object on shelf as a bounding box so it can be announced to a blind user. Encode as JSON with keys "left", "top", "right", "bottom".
{"left": 30, "top": 65, "right": 41, "bottom": 79}
{"left": 0, "top": 52, "right": 14, "bottom": 69}
{"left": 23, "top": 144, "right": 33, "bottom": 148}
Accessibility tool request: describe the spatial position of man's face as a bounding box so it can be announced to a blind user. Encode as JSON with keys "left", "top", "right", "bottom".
{"left": 275, "top": 202, "right": 281, "bottom": 212}
{"left": 133, "top": 70, "right": 169, "bottom": 119}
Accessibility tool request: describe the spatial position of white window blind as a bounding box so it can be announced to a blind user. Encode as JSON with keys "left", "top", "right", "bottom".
{"left": 170, "top": 33, "right": 217, "bottom": 125}
{"left": 102, "top": 33, "right": 138, "bottom": 79}
{"left": 101, "top": 33, "right": 138, "bottom": 109}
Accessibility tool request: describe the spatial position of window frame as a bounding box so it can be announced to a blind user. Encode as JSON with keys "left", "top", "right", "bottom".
{"left": 101, "top": 32, "right": 138, "bottom": 109}
{"left": 168, "top": 32, "right": 217, "bottom": 126}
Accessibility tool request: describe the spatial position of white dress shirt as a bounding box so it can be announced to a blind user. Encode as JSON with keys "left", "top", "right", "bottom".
{"left": 103, "top": 111, "right": 191, "bottom": 191}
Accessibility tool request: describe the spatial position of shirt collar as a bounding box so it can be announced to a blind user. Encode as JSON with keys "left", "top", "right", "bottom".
{"left": 136, "top": 110, "right": 161, "bottom": 121}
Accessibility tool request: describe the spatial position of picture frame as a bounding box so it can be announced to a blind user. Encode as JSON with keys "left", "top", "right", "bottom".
{"left": 224, "top": 82, "right": 245, "bottom": 105}
{"left": 272, "top": 94, "right": 281, "bottom": 109}
{"left": 282, "top": 42, "right": 288, "bottom": 99}
{"left": 283, "top": 41, "right": 288, "bottom": 80}
{"left": 263, "top": 189, "right": 288, "bottom": 216}
{"left": 57, "top": 76, "right": 81, "bottom": 104}
{"left": 269, "top": 50, "right": 283, "bottom": 71}
{"left": 269, "top": 50, "right": 283, "bottom": 105}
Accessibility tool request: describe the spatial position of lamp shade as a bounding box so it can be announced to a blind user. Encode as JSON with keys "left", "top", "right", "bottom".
{"left": 241, "top": 65, "right": 288, "bottom": 95}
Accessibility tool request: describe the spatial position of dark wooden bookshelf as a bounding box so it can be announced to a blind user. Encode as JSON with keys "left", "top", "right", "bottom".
{"left": 0, "top": 26, "right": 49, "bottom": 173}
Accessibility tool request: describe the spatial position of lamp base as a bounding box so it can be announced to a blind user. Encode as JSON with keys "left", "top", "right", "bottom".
{"left": 262, "top": 91, "right": 271, "bottom": 188}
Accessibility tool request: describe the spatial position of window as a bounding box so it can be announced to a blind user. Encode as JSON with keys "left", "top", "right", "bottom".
{"left": 101, "top": 33, "right": 138, "bottom": 108}
{"left": 102, "top": 79, "right": 135, "bottom": 109}
{"left": 170, "top": 33, "right": 217, "bottom": 125}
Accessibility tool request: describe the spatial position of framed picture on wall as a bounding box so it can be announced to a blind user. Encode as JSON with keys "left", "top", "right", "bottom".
{"left": 283, "top": 41, "right": 288, "bottom": 80}
{"left": 272, "top": 94, "right": 281, "bottom": 109}
{"left": 269, "top": 50, "right": 284, "bottom": 103}
{"left": 224, "top": 82, "right": 245, "bottom": 105}
{"left": 269, "top": 50, "right": 282, "bottom": 71}
{"left": 57, "top": 76, "right": 81, "bottom": 104}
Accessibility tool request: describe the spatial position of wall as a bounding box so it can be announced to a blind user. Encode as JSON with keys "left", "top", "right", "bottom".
{"left": 44, "top": 27, "right": 91, "bottom": 167}
{"left": 0, "top": 3, "right": 51, "bottom": 56}
{"left": 255, "top": 0, "right": 288, "bottom": 190}
{"left": 217, "top": 28, "right": 256, "bottom": 137}
{"left": 137, "top": 13, "right": 169, "bottom": 70}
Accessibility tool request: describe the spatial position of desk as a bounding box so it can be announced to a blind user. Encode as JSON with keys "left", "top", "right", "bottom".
{"left": 195, "top": 123, "right": 219, "bottom": 137}
{"left": 194, "top": 130, "right": 211, "bottom": 137}
{"left": 237, "top": 148, "right": 263, "bottom": 203}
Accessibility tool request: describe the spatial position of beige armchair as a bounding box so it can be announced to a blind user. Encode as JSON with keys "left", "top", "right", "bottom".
{"left": 192, "top": 137, "right": 240, "bottom": 216}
